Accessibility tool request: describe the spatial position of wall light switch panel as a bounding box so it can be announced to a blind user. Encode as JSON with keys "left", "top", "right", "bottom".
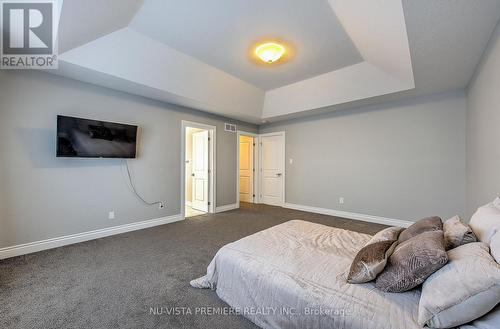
{"left": 289, "top": 158, "right": 293, "bottom": 164}
{"left": 339, "top": 197, "right": 345, "bottom": 204}
{"left": 108, "top": 211, "right": 115, "bottom": 220}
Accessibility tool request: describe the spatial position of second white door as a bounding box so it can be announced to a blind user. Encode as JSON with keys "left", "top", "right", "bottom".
{"left": 260, "top": 133, "right": 284, "bottom": 206}
{"left": 192, "top": 130, "right": 209, "bottom": 212}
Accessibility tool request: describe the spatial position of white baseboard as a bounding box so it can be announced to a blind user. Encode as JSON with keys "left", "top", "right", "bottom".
{"left": 0, "top": 214, "right": 183, "bottom": 260}
{"left": 284, "top": 203, "right": 413, "bottom": 228}
{"left": 216, "top": 203, "right": 239, "bottom": 213}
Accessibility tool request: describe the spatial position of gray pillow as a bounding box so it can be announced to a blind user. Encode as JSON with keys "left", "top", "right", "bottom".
{"left": 418, "top": 242, "right": 500, "bottom": 328}
{"left": 375, "top": 230, "right": 448, "bottom": 292}
{"left": 398, "top": 216, "right": 443, "bottom": 243}
{"left": 347, "top": 227, "right": 402, "bottom": 284}
{"left": 443, "top": 215, "right": 477, "bottom": 250}
{"left": 347, "top": 240, "right": 397, "bottom": 284}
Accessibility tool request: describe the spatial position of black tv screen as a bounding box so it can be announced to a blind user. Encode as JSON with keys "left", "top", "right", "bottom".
{"left": 57, "top": 115, "right": 138, "bottom": 158}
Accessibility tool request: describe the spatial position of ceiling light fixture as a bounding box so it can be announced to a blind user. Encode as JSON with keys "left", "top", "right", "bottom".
{"left": 255, "top": 42, "right": 286, "bottom": 64}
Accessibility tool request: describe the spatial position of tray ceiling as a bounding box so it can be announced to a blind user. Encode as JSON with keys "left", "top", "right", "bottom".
{"left": 51, "top": 0, "right": 500, "bottom": 124}
{"left": 130, "top": 0, "right": 364, "bottom": 91}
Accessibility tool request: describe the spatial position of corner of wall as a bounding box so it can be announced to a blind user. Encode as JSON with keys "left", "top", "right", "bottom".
{"left": 465, "top": 19, "right": 500, "bottom": 217}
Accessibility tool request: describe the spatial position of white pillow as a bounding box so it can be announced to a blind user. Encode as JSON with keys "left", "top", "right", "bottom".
{"left": 469, "top": 200, "right": 500, "bottom": 244}
{"left": 493, "top": 197, "right": 500, "bottom": 208}
{"left": 418, "top": 242, "right": 500, "bottom": 328}
{"left": 491, "top": 231, "right": 500, "bottom": 264}
{"left": 459, "top": 304, "right": 500, "bottom": 329}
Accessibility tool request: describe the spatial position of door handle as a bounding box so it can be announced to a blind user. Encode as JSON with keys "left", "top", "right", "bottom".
{"left": 276, "top": 173, "right": 282, "bottom": 177}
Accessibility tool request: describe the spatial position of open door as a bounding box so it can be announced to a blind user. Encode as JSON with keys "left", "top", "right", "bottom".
{"left": 260, "top": 133, "right": 285, "bottom": 206}
{"left": 239, "top": 135, "right": 254, "bottom": 203}
{"left": 192, "top": 130, "right": 209, "bottom": 212}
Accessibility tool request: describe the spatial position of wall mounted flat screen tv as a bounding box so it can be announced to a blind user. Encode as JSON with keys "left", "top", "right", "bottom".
{"left": 57, "top": 115, "right": 138, "bottom": 158}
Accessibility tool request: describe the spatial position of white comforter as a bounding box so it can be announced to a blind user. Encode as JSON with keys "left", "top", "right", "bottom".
{"left": 191, "top": 220, "right": 422, "bottom": 329}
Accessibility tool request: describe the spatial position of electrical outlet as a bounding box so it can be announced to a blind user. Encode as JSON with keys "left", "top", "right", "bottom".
{"left": 158, "top": 202, "right": 165, "bottom": 210}
{"left": 339, "top": 197, "right": 345, "bottom": 205}
{"left": 108, "top": 211, "right": 115, "bottom": 220}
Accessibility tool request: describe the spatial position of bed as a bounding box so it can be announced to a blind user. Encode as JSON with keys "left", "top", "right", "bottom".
{"left": 191, "top": 220, "right": 422, "bottom": 329}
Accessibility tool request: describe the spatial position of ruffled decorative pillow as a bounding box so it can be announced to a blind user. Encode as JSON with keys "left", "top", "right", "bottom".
{"left": 443, "top": 215, "right": 477, "bottom": 250}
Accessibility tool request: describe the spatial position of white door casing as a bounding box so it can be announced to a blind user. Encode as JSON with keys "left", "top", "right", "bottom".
{"left": 239, "top": 135, "right": 254, "bottom": 203}
{"left": 260, "top": 132, "right": 285, "bottom": 206}
{"left": 192, "top": 130, "right": 209, "bottom": 212}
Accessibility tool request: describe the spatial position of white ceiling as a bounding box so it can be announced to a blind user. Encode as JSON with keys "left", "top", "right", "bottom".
{"left": 51, "top": 0, "right": 500, "bottom": 124}
{"left": 130, "top": 0, "right": 363, "bottom": 91}
{"left": 404, "top": 0, "right": 500, "bottom": 95}
{"left": 58, "top": 0, "right": 143, "bottom": 53}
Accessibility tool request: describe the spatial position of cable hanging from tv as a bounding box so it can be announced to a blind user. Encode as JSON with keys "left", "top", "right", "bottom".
{"left": 124, "top": 160, "right": 163, "bottom": 207}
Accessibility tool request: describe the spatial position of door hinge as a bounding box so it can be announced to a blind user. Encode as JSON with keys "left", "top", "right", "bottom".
{"left": 253, "top": 194, "right": 255, "bottom": 197}
{"left": 208, "top": 137, "right": 211, "bottom": 141}
{"left": 253, "top": 143, "right": 256, "bottom": 146}
{"left": 208, "top": 202, "right": 211, "bottom": 206}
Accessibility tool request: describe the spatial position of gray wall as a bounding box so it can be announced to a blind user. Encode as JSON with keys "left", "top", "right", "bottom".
{"left": 467, "top": 21, "right": 500, "bottom": 217}
{"left": 260, "top": 91, "right": 466, "bottom": 222}
{"left": 0, "top": 70, "right": 257, "bottom": 248}
{"left": 0, "top": 115, "right": 6, "bottom": 246}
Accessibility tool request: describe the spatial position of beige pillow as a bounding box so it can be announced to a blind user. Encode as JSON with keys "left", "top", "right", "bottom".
{"left": 398, "top": 216, "right": 443, "bottom": 243}
{"left": 443, "top": 215, "right": 477, "bottom": 250}
{"left": 469, "top": 201, "right": 500, "bottom": 244}
{"left": 367, "top": 226, "right": 403, "bottom": 244}
{"left": 418, "top": 242, "right": 500, "bottom": 328}
{"left": 347, "top": 227, "right": 402, "bottom": 284}
{"left": 375, "top": 230, "right": 448, "bottom": 293}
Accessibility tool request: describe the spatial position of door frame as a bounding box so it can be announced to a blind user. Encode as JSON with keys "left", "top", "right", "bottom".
{"left": 181, "top": 121, "right": 216, "bottom": 219}
{"left": 237, "top": 131, "right": 259, "bottom": 205}
{"left": 258, "top": 131, "right": 286, "bottom": 207}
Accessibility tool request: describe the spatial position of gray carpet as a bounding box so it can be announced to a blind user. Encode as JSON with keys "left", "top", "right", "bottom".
{"left": 0, "top": 203, "right": 387, "bottom": 329}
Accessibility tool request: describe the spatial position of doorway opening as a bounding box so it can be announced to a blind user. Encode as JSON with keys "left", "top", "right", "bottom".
{"left": 239, "top": 134, "right": 256, "bottom": 204}
{"left": 237, "top": 131, "right": 285, "bottom": 207}
{"left": 182, "top": 121, "right": 216, "bottom": 218}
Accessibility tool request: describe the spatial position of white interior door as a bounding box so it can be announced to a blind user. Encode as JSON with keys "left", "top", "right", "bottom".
{"left": 192, "top": 130, "right": 209, "bottom": 212}
{"left": 260, "top": 133, "right": 284, "bottom": 206}
{"left": 239, "top": 136, "right": 254, "bottom": 203}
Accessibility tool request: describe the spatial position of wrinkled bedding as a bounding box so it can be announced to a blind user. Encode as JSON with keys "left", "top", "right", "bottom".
{"left": 191, "top": 220, "right": 422, "bottom": 329}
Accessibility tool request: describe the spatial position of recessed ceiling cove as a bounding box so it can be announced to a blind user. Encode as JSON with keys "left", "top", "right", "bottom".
{"left": 129, "top": 0, "right": 363, "bottom": 90}
{"left": 53, "top": 0, "right": 500, "bottom": 124}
